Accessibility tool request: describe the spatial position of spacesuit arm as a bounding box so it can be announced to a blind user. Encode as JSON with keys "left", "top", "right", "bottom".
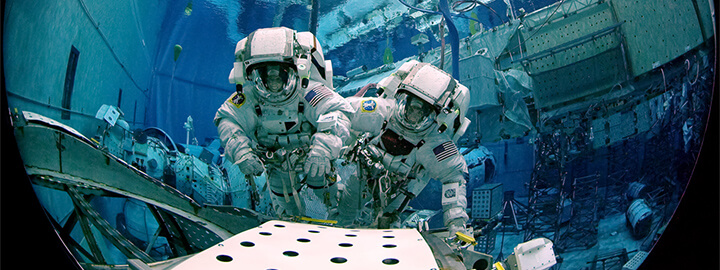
{"left": 346, "top": 96, "right": 390, "bottom": 137}
{"left": 214, "top": 94, "right": 258, "bottom": 164}
{"left": 418, "top": 139, "right": 470, "bottom": 230}
{"left": 310, "top": 111, "right": 352, "bottom": 159}
{"left": 304, "top": 84, "right": 355, "bottom": 159}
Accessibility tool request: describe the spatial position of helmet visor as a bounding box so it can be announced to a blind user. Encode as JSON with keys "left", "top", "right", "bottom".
{"left": 249, "top": 63, "right": 294, "bottom": 92}
{"left": 248, "top": 62, "right": 297, "bottom": 102}
{"left": 396, "top": 92, "right": 437, "bottom": 131}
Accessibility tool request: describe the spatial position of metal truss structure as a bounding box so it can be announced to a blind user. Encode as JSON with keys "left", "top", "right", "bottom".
{"left": 523, "top": 132, "right": 567, "bottom": 244}
{"left": 558, "top": 172, "right": 599, "bottom": 250}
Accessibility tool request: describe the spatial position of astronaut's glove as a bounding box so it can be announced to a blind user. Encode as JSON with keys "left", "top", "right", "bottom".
{"left": 447, "top": 219, "right": 468, "bottom": 237}
{"left": 304, "top": 150, "right": 331, "bottom": 179}
{"left": 235, "top": 154, "right": 265, "bottom": 176}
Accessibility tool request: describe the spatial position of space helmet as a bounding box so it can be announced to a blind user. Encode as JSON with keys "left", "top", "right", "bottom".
{"left": 228, "top": 27, "right": 334, "bottom": 103}
{"left": 380, "top": 60, "right": 471, "bottom": 139}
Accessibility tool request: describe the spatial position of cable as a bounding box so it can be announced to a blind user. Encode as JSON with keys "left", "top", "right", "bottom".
{"left": 506, "top": 0, "right": 567, "bottom": 53}
{"left": 397, "top": 0, "right": 483, "bottom": 24}
{"left": 685, "top": 58, "right": 700, "bottom": 85}
{"left": 452, "top": 0, "right": 505, "bottom": 24}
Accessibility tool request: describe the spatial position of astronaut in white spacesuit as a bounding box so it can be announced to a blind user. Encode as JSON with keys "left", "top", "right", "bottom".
{"left": 338, "top": 60, "right": 471, "bottom": 235}
{"left": 214, "top": 27, "right": 353, "bottom": 218}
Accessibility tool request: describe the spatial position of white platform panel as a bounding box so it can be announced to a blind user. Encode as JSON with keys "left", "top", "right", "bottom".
{"left": 173, "top": 220, "right": 440, "bottom": 270}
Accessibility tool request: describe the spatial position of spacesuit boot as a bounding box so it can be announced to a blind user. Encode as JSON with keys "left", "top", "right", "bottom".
{"left": 332, "top": 164, "right": 365, "bottom": 227}
{"left": 269, "top": 192, "right": 305, "bottom": 219}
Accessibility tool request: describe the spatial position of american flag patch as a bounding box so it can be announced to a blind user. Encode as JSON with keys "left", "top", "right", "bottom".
{"left": 433, "top": 141, "right": 458, "bottom": 162}
{"left": 304, "top": 86, "right": 333, "bottom": 107}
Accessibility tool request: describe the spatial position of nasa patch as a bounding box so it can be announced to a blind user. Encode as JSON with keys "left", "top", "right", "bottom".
{"left": 360, "top": 99, "right": 377, "bottom": 113}
{"left": 444, "top": 188, "right": 457, "bottom": 199}
{"left": 229, "top": 92, "right": 246, "bottom": 108}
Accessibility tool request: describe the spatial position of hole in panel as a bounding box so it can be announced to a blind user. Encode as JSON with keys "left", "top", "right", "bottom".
{"left": 331, "top": 257, "right": 348, "bottom": 264}
{"left": 216, "top": 255, "right": 233, "bottom": 262}
{"left": 240, "top": 241, "right": 255, "bottom": 247}
{"left": 473, "top": 259, "right": 490, "bottom": 270}
{"left": 383, "top": 244, "right": 397, "bottom": 248}
{"left": 297, "top": 238, "right": 311, "bottom": 243}
{"left": 283, "top": 251, "right": 299, "bottom": 257}
{"left": 382, "top": 258, "right": 399, "bottom": 265}
{"left": 345, "top": 234, "right": 357, "bottom": 237}
{"left": 309, "top": 230, "right": 320, "bottom": 233}
{"left": 259, "top": 232, "right": 272, "bottom": 236}
{"left": 339, "top": 243, "right": 353, "bottom": 247}
{"left": 274, "top": 224, "right": 286, "bottom": 228}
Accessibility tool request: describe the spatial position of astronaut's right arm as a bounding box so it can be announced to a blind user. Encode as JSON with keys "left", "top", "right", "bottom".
{"left": 214, "top": 93, "right": 262, "bottom": 175}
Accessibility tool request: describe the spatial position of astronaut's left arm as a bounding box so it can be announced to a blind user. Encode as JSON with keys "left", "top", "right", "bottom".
{"left": 418, "top": 140, "right": 470, "bottom": 232}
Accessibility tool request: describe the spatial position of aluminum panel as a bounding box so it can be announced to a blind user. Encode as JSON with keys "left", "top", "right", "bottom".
{"left": 530, "top": 47, "right": 627, "bottom": 109}
{"left": 521, "top": 2, "right": 616, "bottom": 59}
{"left": 608, "top": 110, "right": 637, "bottom": 144}
{"left": 611, "top": 0, "right": 704, "bottom": 76}
{"left": 172, "top": 220, "right": 439, "bottom": 270}
{"left": 591, "top": 117, "right": 609, "bottom": 149}
{"left": 459, "top": 54, "right": 501, "bottom": 110}
{"left": 693, "top": 0, "right": 714, "bottom": 41}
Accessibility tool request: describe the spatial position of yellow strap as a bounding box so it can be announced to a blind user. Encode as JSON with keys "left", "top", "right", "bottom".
{"left": 299, "top": 216, "right": 338, "bottom": 225}
{"left": 494, "top": 262, "right": 506, "bottom": 270}
{"left": 90, "top": 138, "right": 101, "bottom": 145}
{"left": 455, "top": 231, "right": 477, "bottom": 245}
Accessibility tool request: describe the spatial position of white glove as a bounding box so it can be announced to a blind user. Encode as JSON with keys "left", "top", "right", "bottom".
{"left": 304, "top": 151, "right": 331, "bottom": 178}
{"left": 236, "top": 154, "right": 264, "bottom": 176}
{"left": 447, "top": 219, "right": 468, "bottom": 237}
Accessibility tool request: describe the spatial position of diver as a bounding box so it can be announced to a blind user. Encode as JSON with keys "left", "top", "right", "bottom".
{"left": 338, "top": 60, "right": 471, "bottom": 236}
{"left": 214, "top": 27, "right": 353, "bottom": 218}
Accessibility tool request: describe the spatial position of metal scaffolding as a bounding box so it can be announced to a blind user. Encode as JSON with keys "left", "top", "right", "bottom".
{"left": 523, "top": 131, "right": 568, "bottom": 244}
{"left": 600, "top": 138, "right": 642, "bottom": 217}
{"left": 558, "top": 172, "right": 600, "bottom": 250}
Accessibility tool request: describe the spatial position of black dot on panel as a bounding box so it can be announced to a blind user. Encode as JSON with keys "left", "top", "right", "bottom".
{"left": 216, "top": 255, "right": 233, "bottom": 262}
{"left": 240, "top": 241, "right": 255, "bottom": 247}
{"left": 331, "top": 257, "right": 348, "bottom": 264}
{"left": 283, "top": 251, "right": 299, "bottom": 257}
{"left": 382, "top": 258, "right": 400, "bottom": 265}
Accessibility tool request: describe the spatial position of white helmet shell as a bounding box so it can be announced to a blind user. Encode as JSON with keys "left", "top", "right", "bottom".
{"left": 228, "top": 27, "right": 333, "bottom": 90}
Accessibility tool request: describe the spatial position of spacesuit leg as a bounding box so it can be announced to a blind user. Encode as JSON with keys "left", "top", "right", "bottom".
{"left": 311, "top": 184, "right": 338, "bottom": 216}
{"left": 306, "top": 174, "right": 339, "bottom": 218}
{"left": 333, "top": 162, "right": 364, "bottom": 226}
{"left": 266, "top": 166, "right": 305, "bottom": 218}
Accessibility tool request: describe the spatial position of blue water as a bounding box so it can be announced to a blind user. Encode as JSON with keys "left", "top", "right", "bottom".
{"left": 145, "top": 0, "right": 562, "bottom": 142}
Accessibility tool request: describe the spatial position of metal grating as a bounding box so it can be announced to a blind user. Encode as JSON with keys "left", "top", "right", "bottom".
{"left": 527, "top": 44, "right": 628, "bottom": 109}
{"left": 524, "top": 132, "right": 567, "bottom": 243}
{"left": 172, "top": 220, "right": 439, "bottom": 270}
{"left": 471, "top": 183, "right": 504, "bottom": 220}
{"left": 474, "top": 229, "right": 497, "bottom": 254}
{"left": 622, "top": 251, "right": 649, "bottom": 270}
{"left": 522, "top": 2, "right": 617, "bottom": 61}
{"left": 611, "top": 0, "right": 705, "bottom": 76}
{"left": 558, "top": 173, "right": 599, "bottom": 250}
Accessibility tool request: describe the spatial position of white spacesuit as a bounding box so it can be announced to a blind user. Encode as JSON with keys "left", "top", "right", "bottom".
{"left": 338, "top": 60, "right": 471, "bottom": 235}
{"left": 214, "top": 27, "right": 353, "bottom": 218}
